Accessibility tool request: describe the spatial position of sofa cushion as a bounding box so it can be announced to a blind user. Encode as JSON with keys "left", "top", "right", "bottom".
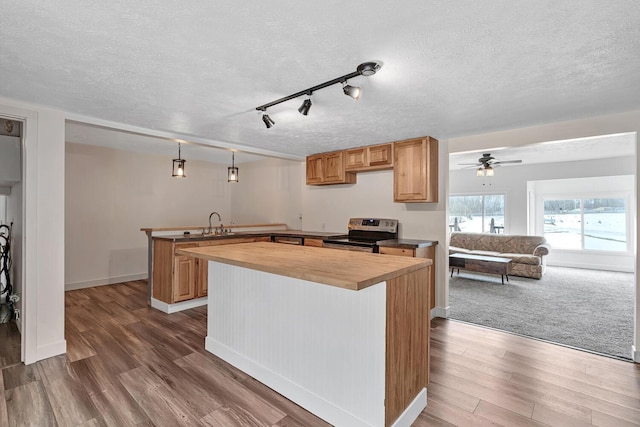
{"left": 497, "top": 253, "right": 542, "bottom": 266}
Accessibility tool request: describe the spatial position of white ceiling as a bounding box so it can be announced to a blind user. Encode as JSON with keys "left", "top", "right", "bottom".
{"left": 2, "top": 1, "right": 640, "bottom": 160}
{"left": 449, "top": 132, "right": 637, "bottom": 170}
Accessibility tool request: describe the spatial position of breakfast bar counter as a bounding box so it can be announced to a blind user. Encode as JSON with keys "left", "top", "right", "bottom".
{"left": 177, "top": 242, "right": 431, "bottom": 427}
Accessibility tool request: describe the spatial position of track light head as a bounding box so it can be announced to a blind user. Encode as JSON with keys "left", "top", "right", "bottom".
{"left": 357, "top": 61, "right": 382, "bottom": 76}
{"left": 262, "top": 113, "right": 275, "bottom": 128}
{"left": 298, "top": 98, "right": 312, "bottom": 116}
{"left": 342, "top": 81, "right": 361, "bottom": 100}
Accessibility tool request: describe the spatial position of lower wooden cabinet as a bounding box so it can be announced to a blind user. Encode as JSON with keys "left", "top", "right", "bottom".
{"left": 153, "top": 236, "right": 271, "bottom": 304}
{"left": 379, "top": 245, "right": 436, "bottom": 310}
{"left": 303, "top": 238, "right": 324, "bottom": 247}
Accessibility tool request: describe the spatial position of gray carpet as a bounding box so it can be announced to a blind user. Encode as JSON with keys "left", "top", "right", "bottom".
{"left": 448, "top": 266, "right": 635, "bottom": 359}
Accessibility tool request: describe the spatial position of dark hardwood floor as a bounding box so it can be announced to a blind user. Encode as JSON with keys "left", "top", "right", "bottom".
{"left": 1, "top": 280, "right": 639, "bottom": 426}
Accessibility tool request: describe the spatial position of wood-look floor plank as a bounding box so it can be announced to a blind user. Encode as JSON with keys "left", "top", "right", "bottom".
{"left": 0, "top": 369, "right": 8, "bottom": 427}
{"left": 0, "top": 322, "right": 21, "bottom": 368}
{"left": 174, "top": 352, "right": 285, "bottom": 426}
{"left": 2, "top": 363, "right": 41, "bottom": 390}
{"left": 89, "top": 381, "right": 152, "bottom": 426}
{"left": 531, "top": 403, "right": 592, "bottom": 427}
{"left": 240, "top": 375, "right": 329, "bottom": 427}
{"left": 7, "top": 281, "right": 640, "bottom": 427}
{"left": 5, "top": 380, "right": 58, "bottom": 427}
{"left": 200, "top": 403, "right": 268, "bottom": 427}
{"left": 118, "top": 365, "right": 204, "bottom": 427}
{"left": 415, "top": 399, "right": 494, "bottom": 427}
{"left": 131, "top": 346, "right": 223, "bottom": 418}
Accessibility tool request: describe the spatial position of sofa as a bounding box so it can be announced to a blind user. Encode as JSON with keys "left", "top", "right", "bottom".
{"left": 449, "top": 232, "right": 551, "bottom": 279}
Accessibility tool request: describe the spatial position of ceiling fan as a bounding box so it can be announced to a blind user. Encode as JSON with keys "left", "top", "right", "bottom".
{"left": 459, "top": 153, "right": 523, "bottom": 176}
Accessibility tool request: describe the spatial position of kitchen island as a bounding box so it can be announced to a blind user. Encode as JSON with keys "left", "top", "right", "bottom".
{"left": 177, "top": 242, "right": 431, "bottom": 427}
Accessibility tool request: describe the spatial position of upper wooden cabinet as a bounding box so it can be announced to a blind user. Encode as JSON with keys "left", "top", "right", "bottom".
{"left": 306, "top": 151, "right": 356, "bottom": 185}
{"left": 345, "top": 143, "right": 394, "bottom": 172}
{"left": 393, "top": 136, "right": 438, "bottom": 203}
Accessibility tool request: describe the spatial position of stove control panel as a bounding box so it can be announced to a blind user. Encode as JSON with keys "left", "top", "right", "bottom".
{"left": 348, "top": 217, "right": 398, "bottom": 233}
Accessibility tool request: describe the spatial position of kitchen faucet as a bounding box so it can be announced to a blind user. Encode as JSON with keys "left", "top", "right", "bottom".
{"left": 208, "top": 211, "right": 222, "bottom": 234}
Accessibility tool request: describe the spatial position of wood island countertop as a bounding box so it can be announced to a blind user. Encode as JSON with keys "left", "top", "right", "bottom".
{"left": 176, "top": 241, "right": 431, "bottom": 291}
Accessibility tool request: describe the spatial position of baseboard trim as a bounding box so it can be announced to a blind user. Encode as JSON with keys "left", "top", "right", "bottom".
{"left": 206, "top": 337, "right": 378, "bottom": 427}
{"left": 36, "top": 339, "right": 67, "bottom": 362}
{"left": 431, "top": 306, "right": 449, "bottom": 319}
{"left": 391, "top": 388, "right": 427, "bottom": 427}
{"left": 151, "top": 297, "right": 207, "bottom": 314}
{"left": 546, "top": 261, "right": 634, "bottom": 273}
{"left": 65, "top": 273, "right": 148, "bottom": 290}
{"left": 633, "top": 345, "right": 640, "bottom": 363}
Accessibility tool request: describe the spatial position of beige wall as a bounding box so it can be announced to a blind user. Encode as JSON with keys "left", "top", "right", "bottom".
{"left": 300, "top": 140, "right": 450, "bottom": 315}
{"left": 230, "top": 157, "right": 303, "bottom": 229}
{"left": 65, "top": 142, "right": 232, "bottom": 289}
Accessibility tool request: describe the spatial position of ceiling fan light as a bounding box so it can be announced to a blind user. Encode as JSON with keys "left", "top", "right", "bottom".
{"left": 476, "top": 167, "right": 485, "bottom": 177}
{"left": 342, "top": 82, "right": 361, "bottom": 100}
{"left": 485, "top": 165, "right": 494, "bottom": 177}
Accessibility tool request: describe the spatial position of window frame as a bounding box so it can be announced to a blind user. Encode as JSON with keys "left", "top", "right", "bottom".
{"left": 449, "top": 193, "right": 507, "bottom": 234}
{"left": 542, "top": 193, "right": 631, "bottom": 254}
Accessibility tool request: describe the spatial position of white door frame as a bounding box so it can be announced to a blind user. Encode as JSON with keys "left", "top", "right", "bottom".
{"left": 0, "top": 104, "right": 38, "bottom": 364}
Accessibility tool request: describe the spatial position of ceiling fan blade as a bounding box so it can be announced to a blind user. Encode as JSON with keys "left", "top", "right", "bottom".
{"left": 458, "top": 162, "right": 482, "bottom": 166}
{"left": 493, "top": 160, "right": 522, "bottom": 164}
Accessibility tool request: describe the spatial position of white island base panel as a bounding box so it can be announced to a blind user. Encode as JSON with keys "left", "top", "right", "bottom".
{"left": 205, "top": 262, "right": 426, "bottom": 427}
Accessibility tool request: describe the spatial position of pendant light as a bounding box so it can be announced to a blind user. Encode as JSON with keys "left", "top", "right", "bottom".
{"left": 172, "top": 142, "right": 186, "bottom": 178}
{"left": 228, "top": 152, "right": 239, "bottom": 182}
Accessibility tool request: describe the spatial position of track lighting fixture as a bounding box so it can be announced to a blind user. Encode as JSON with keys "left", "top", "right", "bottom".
{"left": 255, "top": 61, "right": 382, "bottom": 128}
{"left": 261, "top": 113, "right": 275, "bottom": 128}
{"left": 228, "top": 152, "right": 239, "bottom": 182}
{"left": 298, "top": 94, "right": 312, "bottom": 116}
{"left": 342, "top": 81, "right": 361, "bottom": 100}
{"left": 172, "top": 142, "right": 186, "bottom": 178}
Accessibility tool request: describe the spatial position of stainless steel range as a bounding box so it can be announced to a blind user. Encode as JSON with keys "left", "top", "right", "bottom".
{"left": 322, "top": 217, "right": 398, "bottom": 253}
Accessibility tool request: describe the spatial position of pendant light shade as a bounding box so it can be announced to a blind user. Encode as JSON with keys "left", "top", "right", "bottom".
{"left": 228, "top": 152, "right": 239, "bottom": 182}
{"left": 172, "top": 143, "right": 186, "bottom": 178}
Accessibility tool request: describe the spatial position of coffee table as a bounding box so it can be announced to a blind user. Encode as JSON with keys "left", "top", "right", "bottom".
{"left": 449, "top": 253, "right": 513, "bottom": 285}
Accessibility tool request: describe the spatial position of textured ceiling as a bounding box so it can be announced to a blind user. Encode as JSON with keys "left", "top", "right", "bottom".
{"left": 449, "top": 132, "right": 636, "bottom": 170}
{"left": 2, "top": 1, "right": 640, "bottom": 159}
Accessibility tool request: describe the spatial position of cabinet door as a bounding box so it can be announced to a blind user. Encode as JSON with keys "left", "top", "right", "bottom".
{"left": 394, "top": 137, "right": 438, "bottom": 202}
{"left": 304, "top": 238, "right": 324, "bottom": 247}
{"left": 379, "top": 247, "right": 415, "bottom": 257}
{"left": 368, "top": 143, "right": 393, "bottom": 168}
{"left": 195, "top": 258, "right": 208, "bottom": 298}
{"left": 323, "top": 152, "right": 346, "bottom": 182}
{"left": 306, "top": 155, "right": 324, "bottom": 184}
{"left": 345, "top": 147, "right": 367, "bottom": 171}
{"left": 173, "top": 255, "right": 196, "bottom": 302}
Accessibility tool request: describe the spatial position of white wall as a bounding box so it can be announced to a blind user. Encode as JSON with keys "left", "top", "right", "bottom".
{"left": 301, "top": 139, "right": 450, "bottom": 315}
{"left": 450, "top": 156, "right": 635, "bottom": 235}
{"left": 0, "top": 135, "right": 20, "bottom": 186}
{"left": 65, "top": 142, "right": 232, "bottom": 289}
{"left": 230, "top": 157, "right": 303, "bottom": 229}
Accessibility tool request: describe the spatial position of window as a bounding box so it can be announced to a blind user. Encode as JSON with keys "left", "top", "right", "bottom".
{"left": 450, "top": 194, "right": 505, "bottom": 233}
{"left": 543, "top": 197, "right": 627, "bottom": 251}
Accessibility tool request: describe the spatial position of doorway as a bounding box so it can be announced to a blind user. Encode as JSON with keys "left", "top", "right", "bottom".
{"left": 447, "top": 133, "right": 637, "bottom": 359}
{"left": 0, "top": 119, "right": 22, "bottom": 367}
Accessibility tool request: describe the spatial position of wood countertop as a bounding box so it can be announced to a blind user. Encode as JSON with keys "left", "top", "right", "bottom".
{"left": 176, "top": 242, "right": 430, "bottom": 291}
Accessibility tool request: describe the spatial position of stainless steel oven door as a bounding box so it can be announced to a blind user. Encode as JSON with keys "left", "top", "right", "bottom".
{"left": 322, "top": 242, "right": 375, "bottom": 253}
